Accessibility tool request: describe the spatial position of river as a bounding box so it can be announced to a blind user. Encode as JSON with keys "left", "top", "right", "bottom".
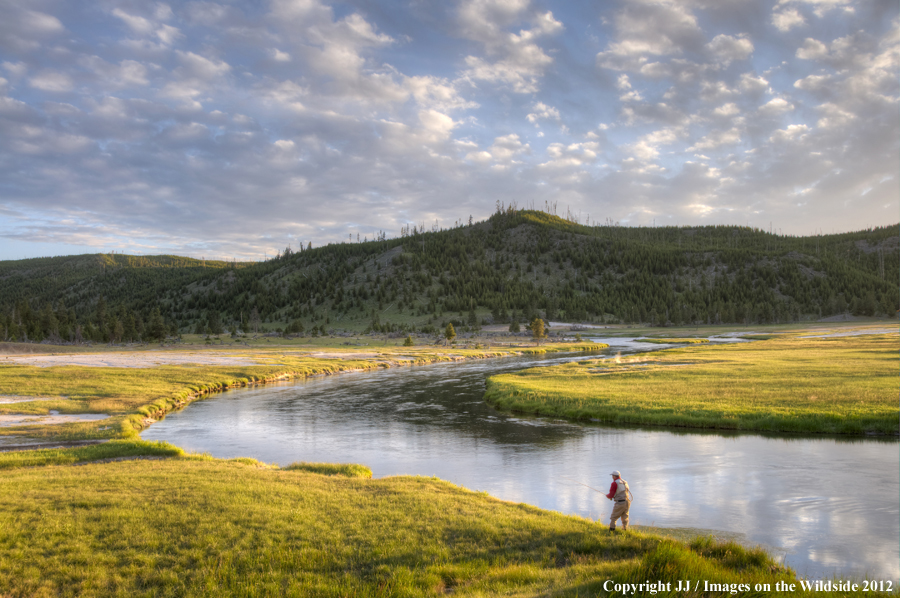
{"left": 141, "top": 338, "right": 899, "bottom": 581}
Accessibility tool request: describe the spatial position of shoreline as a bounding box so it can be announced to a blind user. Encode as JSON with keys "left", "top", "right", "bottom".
{"left": 0, "top": 342, "right": 607, "bottom": 444}
{"left": 130, "top": 342, "right": 608, "bottom": 436}
{"left": 483, "top": 332, "right": 899, "bottom": 437}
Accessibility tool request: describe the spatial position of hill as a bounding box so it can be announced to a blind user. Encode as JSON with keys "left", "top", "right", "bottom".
{"left": 1, "top": 210, "right": 897, "bottom": 343}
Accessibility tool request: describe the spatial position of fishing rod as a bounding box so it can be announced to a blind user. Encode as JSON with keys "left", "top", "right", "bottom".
{"left": 560, "top": 476, "right": 606, "bottom": 494}
{"left": 561, "top": 476, "right": 634, "bottom": 501}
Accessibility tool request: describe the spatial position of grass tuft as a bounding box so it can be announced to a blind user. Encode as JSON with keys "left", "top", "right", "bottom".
{"left": 0, "top": 439, "right": 183, "bottom": 469}
{"left": 283, "top": 461, "right": 373, "bottom": 478}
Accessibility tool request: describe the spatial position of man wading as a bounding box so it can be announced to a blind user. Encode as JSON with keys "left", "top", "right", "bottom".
{"left": 605, "top": 470, "right": 632, "bottom": 531}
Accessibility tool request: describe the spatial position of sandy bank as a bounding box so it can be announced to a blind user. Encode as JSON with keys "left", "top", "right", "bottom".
{"left": 1, "top": 352, "right": 263, "bottom": 368}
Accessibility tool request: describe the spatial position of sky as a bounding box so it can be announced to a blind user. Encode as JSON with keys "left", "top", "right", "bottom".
{"left": 0, "top": 0, "right": 897, "bottom": 261}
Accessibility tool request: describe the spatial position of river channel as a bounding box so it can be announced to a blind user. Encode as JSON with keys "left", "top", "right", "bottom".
{"left": 142, "top": 338, "right": 899, "bottom": 581}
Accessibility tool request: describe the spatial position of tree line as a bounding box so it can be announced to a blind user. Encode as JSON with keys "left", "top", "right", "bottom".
{"left": 1, "top": 210, "right": 897, "bottom": 343}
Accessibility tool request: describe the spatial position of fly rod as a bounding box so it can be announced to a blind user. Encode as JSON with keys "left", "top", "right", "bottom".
{"left": 560, "top": 476, "right": 606, "bottom": 493}
{"left": 561, "top": 476, "right": 634, "bottom": 500}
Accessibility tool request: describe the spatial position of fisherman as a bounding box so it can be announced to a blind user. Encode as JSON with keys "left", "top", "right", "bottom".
{"left": 605, "top": 470, "right": 632, "bottom": 531}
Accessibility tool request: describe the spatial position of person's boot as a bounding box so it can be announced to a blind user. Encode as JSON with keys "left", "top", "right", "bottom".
{"left": 609, "top": 525, "right": 616, "bottom": 531}
{"left": 622, "top": 524, "right": 628, "bottom": 531}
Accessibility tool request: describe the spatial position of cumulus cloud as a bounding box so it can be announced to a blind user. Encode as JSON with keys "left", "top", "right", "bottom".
{"left": 713, "top": 103, "right": 740, "bottom": 117}
{"left": 526, "top": 101, "right": 560, "bottom": 124}
{"left": 706, "top": 34, "right": 754, "bottom": 65}
{"left": 487, "top": 133, "right": 530, "bottom": 161}
{"left": 769, "top": 123, "right": 810, "bottom": 143}
{"left": 777, "top": 0, "right": 854, "bottom": 18}
{"left": 597, "top": 0, "right": 704, "bottom": 70}
{"left": 772, "top": 8, "right": 806, "bottom": 32}
{"left": 459, "top": 1, "right": 563, "bottom": 93}
{"left": 759, "top": 98, "right": 795, "bottom": 114}
{"left": 797, "top": 38, "right": 828, "bottom": 60}
{"left": 0, "top": 0, "right": 896, "bottom": 259}
{"left": 628, "top": 127, "right": 681, "bottom": 161}
{"left": 688, "top": 128, "right": 742, "bottom": 152}
{"left": 540, "top": 141, "right": 599, "bottom": 168}
{"left": 739, "top": 72, "right": 770, "bottom": 94}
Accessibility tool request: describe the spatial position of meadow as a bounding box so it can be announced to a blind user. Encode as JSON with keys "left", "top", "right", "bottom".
{"left": 484, "top": 332, "right": 899, "bottom": 435}
{"left": 0, "top": 442, "right": 874, "bottom": 598}
{"left": 0, "top": 326, "right": 896, "bottom": 596}
{"left": 0, "top": 340, "right": 603, "bottom": 443}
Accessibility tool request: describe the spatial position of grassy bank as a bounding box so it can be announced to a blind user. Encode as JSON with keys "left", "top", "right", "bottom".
{"left": 636, "top": 338, "right": 710, "bottom": 344}
{"left": 484, "top": 333, "right": 899, "bottom": 435}
{"left": 0, "top": 443, "right": 864, "bottom": 598}
{"left": 0, "top": 342, "right": 605, "bottom": 443}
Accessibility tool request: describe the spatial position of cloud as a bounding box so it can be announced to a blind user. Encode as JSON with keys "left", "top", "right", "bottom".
{"left": 597, "top": 0, "right": 704, "bottom": 70}
{"left": 0, "top": 6, "right": 65, "bottom": 52}
{"left": 628, "top": 127, "right": 681, "bottom": 161}
{"left": 0, "top": 0, "right": 896, "bottom": 260}
{"left": 405, "top": 76, "right": 478, "bottom": 112}
{"left": 772, "top": 8, "right": 806, "bottom": 32}
{"left": 777, "top": 0, "right": 853, "bottom": 18}
{"left": 112, "top": 8, "right": 183, "bottom": 46}
{"left": 706, "top": 34, "right": 754, "bottom": 65}
{"left": 29, "top": 71, "right": 73, "bottom": 92}
{"left": 459, "top": 1, "right": 563, "bottom": 93}
{"left": 713, "top": 102, "right": 740, "bottom": 117}
{"left": 418, "top": 109, "right": 456, "bottom": 141}
{"left": 687, "top": 128, "right": 742, "bottom": 151}
{"left": 271, "top": 48, "right": 291, "bottom": 62}
{"left": 769, "top": 123, "right": 809, "bottom": 143}
{"left": 488, "top": 133, "right": 530, "bottom": 161}
{"left": 815, "top": 102, "right": 855, "bottom": 129}
{"left": 739, "top": 72, "right": 770, "bottom": 94}
{"left": 796, "top": 38, "right": 828, "bottom": 60}
{"left": 540, "top": 141, "right": 599, "bottom": 168}
{"left": 526, "top": 101, "right": 560, "bottom": 124}
{"left": 759, "top": 97, "right": 794, "bottom": 114}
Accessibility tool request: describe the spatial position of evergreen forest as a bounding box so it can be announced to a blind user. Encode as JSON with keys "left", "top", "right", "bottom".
{"left": 1, "top": 210, "right": 897, "bottom": 343}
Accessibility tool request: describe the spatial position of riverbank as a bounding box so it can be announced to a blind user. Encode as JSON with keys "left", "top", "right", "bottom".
{"left": 0, "top": 341, "right": 605, "bottom": 444}
{"left": 484, "top": 331, "right": 899, "bottom": 435}
{"left": 1, "top": 441, "right": 868, "bottom": 598}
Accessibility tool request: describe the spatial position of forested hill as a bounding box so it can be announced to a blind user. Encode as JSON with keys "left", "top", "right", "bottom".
{"left": 1, "top": 210, "right": 898, "bottom": 343}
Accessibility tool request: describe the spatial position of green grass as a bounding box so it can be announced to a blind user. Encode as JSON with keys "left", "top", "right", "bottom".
{"left": 484, "top": 332, "right": 899, "bottom": 435}
{"left": 0, "top": 447, "right": 864, "bottom": 598}
{"left": 284, "top": 461, "right": 373, "bottom": 478}
{"left": 0, "top": 342, "right": 605, "bottom": 443}
{"left": 0, "top": 439, "right": 184, "bottom": 469}
{"left": 636, "top": 338, "right": 710, "bottom": 344}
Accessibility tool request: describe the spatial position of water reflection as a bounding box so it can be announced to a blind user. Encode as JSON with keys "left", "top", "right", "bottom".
{"left": 142, "top": 342, "right": 899, "bottom": 581}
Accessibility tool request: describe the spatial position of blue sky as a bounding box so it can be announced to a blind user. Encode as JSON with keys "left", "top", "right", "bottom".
{"left": 0, "top": 0, "right": 897, "bottom": 260}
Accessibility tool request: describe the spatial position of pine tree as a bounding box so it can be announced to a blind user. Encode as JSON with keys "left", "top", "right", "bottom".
{"left": 444, "top": 322, "right": 456, "bottom": 344}
{"left": 147, "top": 308, "right": 166, "bottom": 341}
{"left": 531, "top": 317, "right": 546, "bottom": 343}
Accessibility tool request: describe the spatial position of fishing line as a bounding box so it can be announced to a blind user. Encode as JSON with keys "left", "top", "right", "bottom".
{"left": 560, "top": 476, "right": 634, "bottom": 500}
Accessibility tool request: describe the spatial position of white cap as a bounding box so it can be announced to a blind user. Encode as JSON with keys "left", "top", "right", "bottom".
{"left": 611, "top": 470, "right": 621, "bottom": 477}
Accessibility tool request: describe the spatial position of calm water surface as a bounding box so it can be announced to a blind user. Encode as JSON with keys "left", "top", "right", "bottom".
{"left": 142, "top": 338, "right": 899, "bottom": 581}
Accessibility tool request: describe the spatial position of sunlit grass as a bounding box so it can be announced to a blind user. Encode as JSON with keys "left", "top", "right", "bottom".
{"left": 636, "top": 338, "right": 710, "bottom": 344}
{"left": 0, "top": 448, "right": 858, "bottom": 598}
{"left": 284, "top": 461, "right": 373, "bottom": 478}
{"left": 485, "top": 333, "right": 899, "bottom": 435}
{"left": 0, "top": 342, "right": 605, "bottom": 442}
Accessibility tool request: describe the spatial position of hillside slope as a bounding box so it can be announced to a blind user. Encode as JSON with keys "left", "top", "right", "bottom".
{"left": 1, "top": 210, "right": 897, "bottom": 342}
